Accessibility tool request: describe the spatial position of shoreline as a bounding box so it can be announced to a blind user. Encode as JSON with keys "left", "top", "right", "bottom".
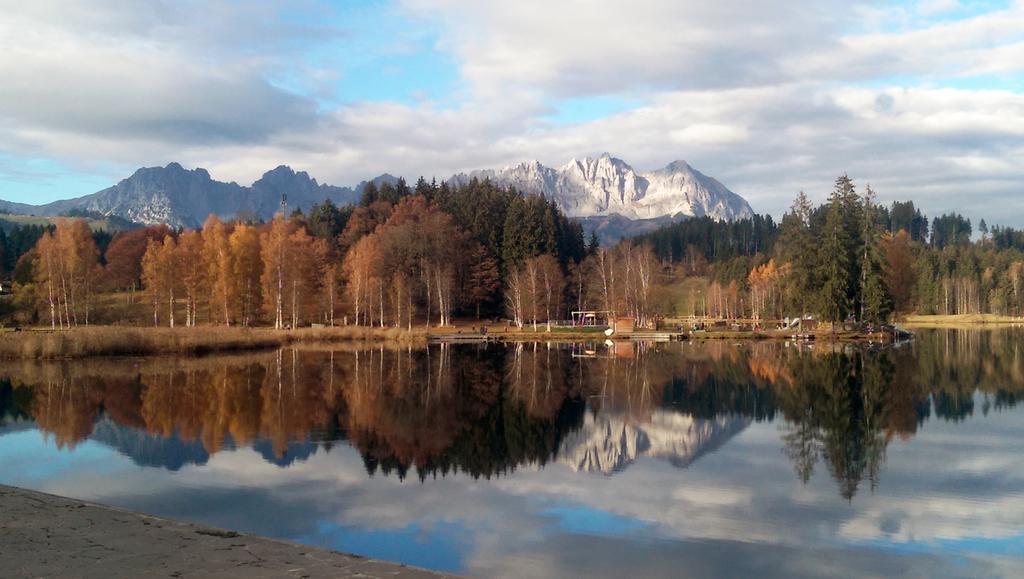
{"left": 0, "top": 324, "right": 908, "bottom": 360}
{"left": 3, "top": 317, "right": 1014, "bottom": 360}
{"left": 902, "top": 313, "right": 1024, "bottom": 327}
{"left": 0, "top": 326, "right": 427, "bottom": 360}
{"left": 0, "top": 484, "right": 449, "bottom": 578}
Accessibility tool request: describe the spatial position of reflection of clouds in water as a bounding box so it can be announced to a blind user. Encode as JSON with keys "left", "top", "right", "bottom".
{"left": 19, "top": 404, "right": 1023, "bottom": 577}
{"left": 5, "top": 331, "right": 1024, "bottom": 576}
{"left": 473, "top": 531, "right": 1017, "bottom": 579}
{"left": 836, "top": 412, "right": 1024, "bottom": 548}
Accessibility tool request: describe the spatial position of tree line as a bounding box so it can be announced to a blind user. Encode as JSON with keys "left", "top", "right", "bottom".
{"left": 635, "top": 176, "right": 1024, "bottom": 323}
{"left": 8, "top": 172, "right": 1024, "bottom": 328}
{"left": 7, "top": 178, "right": 592, "bottom": 329}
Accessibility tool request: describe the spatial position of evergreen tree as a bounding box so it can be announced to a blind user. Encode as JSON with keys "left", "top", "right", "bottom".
{"left": 835, "top": 175, "right": 864, "bottom": 315}
{"left": 778, "top": 191, "right": 817, "bottom": 315}
{"left": 930, "top": 214, "right": 972, "bottom": 248}
{"left": 307, "top": 199, "right": 350, "bottom": 246}
{"left": 360, "top": 181, "right": 379, "bottom": 206}
{"left": 859, "top": 186, "right": 892, "bottom": 322}
{"left": 0, "top": 228, "right": 6, "bottom": 277}
{"left": 466, "top": 244, "right": 501, "bottom": 318}
{"left": 413, "top": 176, "right": 437, "bottom": 198}
{"left": 500, "top": 196, "right": 531, "bottom": 269}
{"left": 586, "top": 231, "right": 600, "bottom": 256}
{"left": 889, "top": 200, "right": 929, "bottom": 242}
{"left": 819, "top": 184, "right": 853, "bottom": 325}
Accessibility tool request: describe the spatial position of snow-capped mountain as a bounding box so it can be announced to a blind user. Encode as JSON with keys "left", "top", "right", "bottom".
{"left": 558, "top": 410, "right": 750, "bottom": 475}
{"left": 450, "top": 154, "right": 753, "bottom": 221}
{"left": 0, "top": 154, "right": 752, "bottom": 229}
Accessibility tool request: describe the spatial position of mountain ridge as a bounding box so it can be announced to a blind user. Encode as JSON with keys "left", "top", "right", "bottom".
{"left": 0, "top": 163, "right": 381, "bottom": 228}
{"left": 0, "top": 155, "right": 753, "bottom": 229}
{"left": 450, "top": 153, "right": 753, "bottom": 221}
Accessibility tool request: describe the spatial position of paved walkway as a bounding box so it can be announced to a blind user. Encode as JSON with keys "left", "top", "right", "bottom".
{"left": 1, "top": 485, "right": 453, "bottom": 578}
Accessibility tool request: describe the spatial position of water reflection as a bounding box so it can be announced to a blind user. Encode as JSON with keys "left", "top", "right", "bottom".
{"left": 1, "top": 329, "right": 1023, "bottom": 576}
{"left": 3, "top": 330, "right": 1022, "bottom": 497}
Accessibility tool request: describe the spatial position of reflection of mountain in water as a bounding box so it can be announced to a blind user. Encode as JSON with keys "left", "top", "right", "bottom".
{"left": 0, "top": 417, "right": 36, "bottom": 436}
{"left": 558, "top": 410, "right": 750, "bottom": 474}
{"left": 89, "top": 417, "right": 212, "bottom": 471}
{"left": 251, "top": 439, "right": 321, "bottom": 467}
{"left": 89, "top": 417, "right": 327, "bottom": 471}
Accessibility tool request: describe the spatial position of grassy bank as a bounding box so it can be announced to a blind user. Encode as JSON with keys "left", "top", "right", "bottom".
{"left": 903, "top": 313, "right": 1024, "bottom": 326}
{"left": 0, "top": 326, "right": 426, "bottom": 360}
{"left": 430, "top": 323, "right": 900, "bottom": 343}
{"left": 0, "top": 318, "right": 918, "bottom": 360}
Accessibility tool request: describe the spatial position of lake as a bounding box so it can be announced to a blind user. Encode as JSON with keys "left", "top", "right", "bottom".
{"left": 1, "top": 329, "right": 1023, "bottom": 577}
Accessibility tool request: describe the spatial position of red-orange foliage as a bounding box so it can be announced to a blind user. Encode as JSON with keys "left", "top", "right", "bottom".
{"left": 104, "top": 225, "right": 172, "bottom": 291}
{"left": 33, "top": 219, "right": 102, "bottom": 328}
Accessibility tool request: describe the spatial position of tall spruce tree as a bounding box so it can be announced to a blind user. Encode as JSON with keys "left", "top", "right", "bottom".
{"left": 819, "top": 180, "right": 854, "bottom": 326}
{"left": 859, "top": 186, "right": 892, "bottom": 322}
{"left": 835, "top": 174, "right": 864, "bottom": 316}
{"left": 586, "top": 231, "right": 600, "bottom": 256}
{"left": 779, "top": 191, "right": 818, "bottom": 315}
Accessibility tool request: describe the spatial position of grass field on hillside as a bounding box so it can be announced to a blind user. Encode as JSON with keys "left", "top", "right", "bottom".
{"left": 0, "top": 213, "right": 127, "bottom": 232}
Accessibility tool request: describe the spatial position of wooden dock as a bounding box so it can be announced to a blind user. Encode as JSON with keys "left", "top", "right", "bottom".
{"left": 428, "top": 334, "right": 500, "bottom": 343}
{"left": 621, "top": 331, "right": 688, "bottom": 341}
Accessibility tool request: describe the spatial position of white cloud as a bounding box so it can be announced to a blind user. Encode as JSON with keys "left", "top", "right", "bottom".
{"left": 23, "top": 412, "right": 1023, "bottom": 577}
{"left": 917, "top": 0, "right": 962, "bottom": 16}
{"left": 1, "top": 0, "right": 1023, "bottom": 223}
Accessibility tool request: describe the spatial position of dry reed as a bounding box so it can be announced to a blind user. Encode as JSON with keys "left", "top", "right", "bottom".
{"left": 0, "top": 326, "right": 427, "bottom": 360}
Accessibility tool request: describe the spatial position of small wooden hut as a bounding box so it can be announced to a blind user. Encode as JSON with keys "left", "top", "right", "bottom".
{"left": 612, "top": 317, "right": 636, "bottom": 334}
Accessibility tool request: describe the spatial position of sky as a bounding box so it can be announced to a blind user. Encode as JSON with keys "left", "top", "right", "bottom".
{"left": 1, "top": 0, "right": 1023, "bottom": 224}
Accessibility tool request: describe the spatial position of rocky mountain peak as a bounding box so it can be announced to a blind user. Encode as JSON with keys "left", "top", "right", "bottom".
{"left": 253, "top": 165, "right": 320, "bottom": 190}
{"left": 451, "top": 154, "right": 753, "bottom": 221}
{"left": 557, "top": 410, "right": 751, "bottom": 474}
{"left": 1, "top": 154, "right": 754, "bottom": 231}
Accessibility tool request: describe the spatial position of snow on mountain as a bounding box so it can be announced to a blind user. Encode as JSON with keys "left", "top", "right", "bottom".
{"left": 450, "top": 153, "right": 754, "bottom": 221}
{"left": 0, "top": 154, "right": 752, "bottom": 229}
{"left": 557, "top": 410, "right": 750, "bottom": 475}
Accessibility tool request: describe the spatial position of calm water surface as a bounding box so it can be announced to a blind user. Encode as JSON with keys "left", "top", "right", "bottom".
{"left": 1, "top": 329, "right": 1023, "bottom": 577}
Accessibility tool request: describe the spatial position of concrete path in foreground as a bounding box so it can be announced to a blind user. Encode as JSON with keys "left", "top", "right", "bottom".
{"left": 0, "top": 485, "right": 454, "bottom": 578}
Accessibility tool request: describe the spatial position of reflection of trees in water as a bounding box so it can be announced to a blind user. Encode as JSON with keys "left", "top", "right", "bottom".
{"left": 350, "top": 343, "right": 585, "bottom": 480}
{"left": 660, "top": 344, "right": 779, "bottom": 423}
{"left": 344, "top": 344, "right": 503, "bottom": 478}
{"left": 2, "top": 328, "right": 1023, "bottom": 494}
{"left": 0, "top": 378, "right": 33, "bottom": 425}
{"left": 26, "top": 371, "right": 146, "bottom": 449}
{"left": 775, "top": 352, "right": 891, "bottom": 500}
{"left": 914, "top": 328, "right": 1024, "bottom": 419}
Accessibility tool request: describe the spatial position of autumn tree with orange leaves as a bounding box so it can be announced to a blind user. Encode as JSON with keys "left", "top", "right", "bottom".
{"left": 202, "top": 215, "right": 236, "bottom": 325}
{"left": 342, "top": 196, "right": 472, "bottom": 328}
{"left": 104, "top": 225, "right": 172, "bottom": 294}
{"left": 229, "top": 223, "right": 263, "bottom": 327}
{"left": 33, "top": 219, "right": 101, "bottom": 329}
{"left": 260, "top": 217, "right": 328, "bottom": 329}
{"left": 748, "top": 259, "right": 788, "bottom": 321}
{"left": 141, "top": 235, "right": 180, "bottom": 327}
